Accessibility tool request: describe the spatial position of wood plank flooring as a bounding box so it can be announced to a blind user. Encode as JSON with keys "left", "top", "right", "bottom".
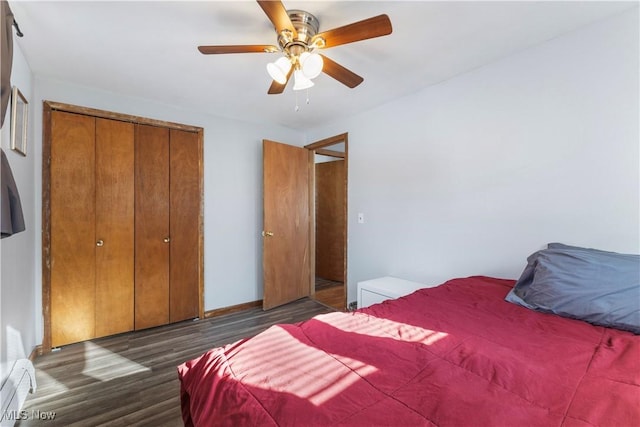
{"left": 17, "top": 298, "right": 334, "bottom": 426}
{"left": 314, "top": 277, "right": 346, "bottom": 311}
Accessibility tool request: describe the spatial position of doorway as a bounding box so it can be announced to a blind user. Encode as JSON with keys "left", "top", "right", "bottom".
{"left": 305, "top": 134, "right": 348, "bottom": 311}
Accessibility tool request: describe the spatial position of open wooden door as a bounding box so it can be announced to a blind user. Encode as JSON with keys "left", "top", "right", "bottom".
{"left": 263, "top": 140, "right": 310, "bottom": 310}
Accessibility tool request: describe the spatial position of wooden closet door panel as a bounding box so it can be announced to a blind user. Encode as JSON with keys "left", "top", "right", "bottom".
{"left": 95, "top": 118, "right": 135, "bottom": 338}
{"left": 315, "top": 160, "right": 346, "bottom": 282}
{"left": 50, "top": 111, "right": 96, "bottom": 347}
{"left": 169, "top": 129, "right": 202, "bottom": 322}
{"left": 135, "top": 124, "right": 170, "bottom": 330}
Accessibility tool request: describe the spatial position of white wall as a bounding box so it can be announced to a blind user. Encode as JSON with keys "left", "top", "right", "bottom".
{"left": 1, "top": 40, "right": 36, "bottom": 379}
{"left": 30, "top": 77, "right": 305, "bottom": 344}
{"left": 307, "top": 9, "right": 640, "bottom": 304}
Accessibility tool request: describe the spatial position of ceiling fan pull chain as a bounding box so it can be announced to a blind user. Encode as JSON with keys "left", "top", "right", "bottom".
{"left": 294, "top": 91, "right": 300, "bottom": 112}
{"left": 306, "top": 88, "right": 310, "bottom": 105}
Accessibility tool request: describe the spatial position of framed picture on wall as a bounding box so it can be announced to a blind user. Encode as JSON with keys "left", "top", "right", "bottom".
{"left": 10, "top": 86, "right": 28, "bottom": 156}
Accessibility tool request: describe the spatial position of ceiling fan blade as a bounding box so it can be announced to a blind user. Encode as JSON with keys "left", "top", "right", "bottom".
{"left": 198, "top": 45, "right": 278, "bottom": 54}
{"left": 257, "top": 0, "right": 298, "bottom": 38}
{"left": 320, "top": 55, "right": 364, "bottom": 88}
{"left": 313, "top": 14, "right": 392, "bottom": 49}
{"left": 268, "top": 67, "right": 294, "bottom": 95}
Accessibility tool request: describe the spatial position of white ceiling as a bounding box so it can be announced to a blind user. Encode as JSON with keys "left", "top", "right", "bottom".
{"left": 9, "top": 1, "right": 636, "bottom": 130}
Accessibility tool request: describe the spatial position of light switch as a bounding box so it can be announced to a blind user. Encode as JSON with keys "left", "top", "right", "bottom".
{"left": 358, "top": 213, "right": 365, "bottom": 224}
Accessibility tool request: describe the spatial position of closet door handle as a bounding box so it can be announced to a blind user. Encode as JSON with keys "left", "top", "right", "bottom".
{"left": 163, "top": 237, "right": 171, "bottom": 243}
{"left": 96, "top": 240, "right": 104, "bottom": 247}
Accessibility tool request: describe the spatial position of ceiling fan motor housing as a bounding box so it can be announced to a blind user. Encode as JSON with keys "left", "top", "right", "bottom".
{"left": 278, "top": 9, "right": 321, "bottom": 58}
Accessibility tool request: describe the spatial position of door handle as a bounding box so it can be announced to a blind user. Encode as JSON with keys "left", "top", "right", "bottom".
{"left": 96, "top": 239, "right": 104, "bottom": 247}
{"left": 163, "top": 237, "right": 171, "bottom": 243}
{"left": 262, "top": 231, "right": 274, "bottom": 237}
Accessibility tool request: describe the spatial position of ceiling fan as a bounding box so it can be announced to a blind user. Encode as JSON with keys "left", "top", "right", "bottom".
{"left": 198, "top": 0, "right": 392, "bottom": 94}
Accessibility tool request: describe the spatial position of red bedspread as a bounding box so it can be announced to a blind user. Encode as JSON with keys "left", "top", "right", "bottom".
{"left": 178, "top": 276, "right": 640, "bottom": 426}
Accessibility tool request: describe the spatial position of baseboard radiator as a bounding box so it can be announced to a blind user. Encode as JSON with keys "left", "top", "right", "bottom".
{"left": 0, "top": 359, "right": 36, "bottom": 426}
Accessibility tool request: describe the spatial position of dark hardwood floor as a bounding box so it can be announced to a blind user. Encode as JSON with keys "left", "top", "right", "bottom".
{"left": 18, "top": 298, "right": 334, "bottom": 426}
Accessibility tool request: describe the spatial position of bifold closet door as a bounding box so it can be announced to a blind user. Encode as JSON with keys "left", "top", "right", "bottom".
{"left": 135, "top": 124, "right": 171, "bottom": 329}
{"left": 50, "top": 111, "right": 96, "bottom": 347}
{"left": 50, "top": 113, "right": 134, "bottom": 347}
{"left": 135, "top": 126, "right": 200, "bottom": 328}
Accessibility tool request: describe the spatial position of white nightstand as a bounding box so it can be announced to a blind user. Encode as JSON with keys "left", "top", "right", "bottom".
{"left": 357, "top": 276, "right": 435, "bottom": 308}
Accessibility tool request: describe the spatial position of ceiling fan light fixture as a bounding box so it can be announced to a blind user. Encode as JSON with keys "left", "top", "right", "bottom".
{"left": 299, "top": 52, "right": 323, "bottom": 79}
{"left": 199, "top": 2, "right": 393, "bottom": 96}
{"left": 266, "top": 56, "right": 292, "bottom": 84}
{"left": 293, "top": 69, "right": 314, "bottom": 91}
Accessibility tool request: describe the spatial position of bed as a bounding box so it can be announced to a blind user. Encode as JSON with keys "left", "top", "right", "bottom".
{"left": 178, "top": 246, "right": 640, "bottom": 426}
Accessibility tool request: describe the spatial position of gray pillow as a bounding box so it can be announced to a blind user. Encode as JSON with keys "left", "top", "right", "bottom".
{"left": 506, "top": 244, "right": 640, "bottom": 334}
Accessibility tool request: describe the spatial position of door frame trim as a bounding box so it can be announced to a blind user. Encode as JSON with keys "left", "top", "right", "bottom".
{"left": 42, "top": 101, "right": 205, "bottom": 352}
{"left": 304, "top": 133, "right": 348, "bottom": 309}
